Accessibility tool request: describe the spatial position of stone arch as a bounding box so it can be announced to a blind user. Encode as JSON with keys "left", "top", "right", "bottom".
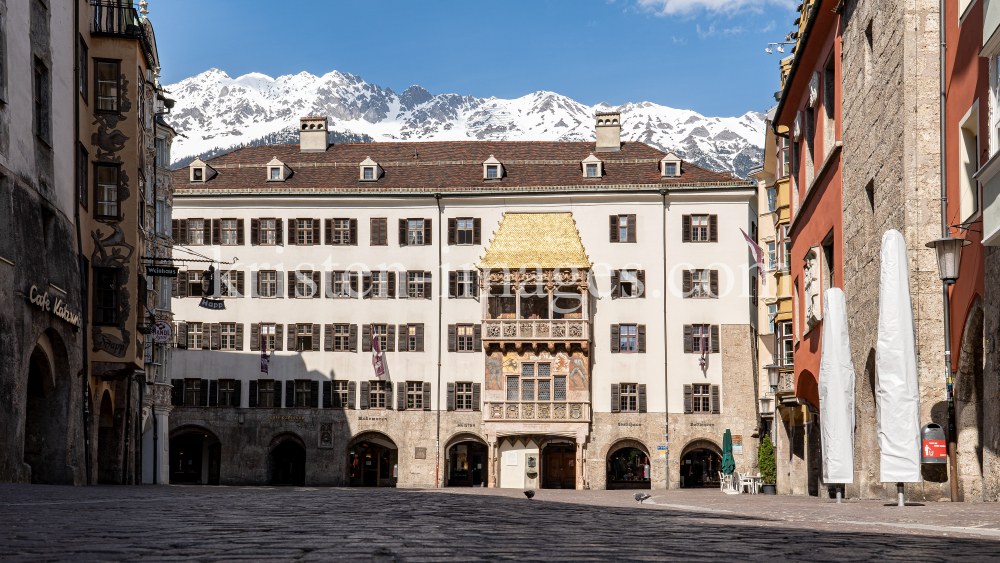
{"left": 954, "top": 296, "right": 985, "bottom": 502}
{"left": 444, "top": 431, "right": 487, "bottom": 451}
{"left": 681, "top": 438, "right": 722, "bottom": 458}
{"left": 170, "top": 424, "right": 220, "bottom": 442}
{"left": 346, "top": 431, "right": 398, "bottom": 487}
{"left": 169, "top": 425, "right": 222, "bottom": 485}
{"left": 679, "top": 438, "right": 723, "bottom": 488}
{"left": 23, "top": 329, "right": 72, "bottom": 484}
{"left": 599, "top": 437, "right": 651, "bottom": 461}
{"left": 268, "top": 431, "right": 306, "bottom": 451}
{"left": 347, "top": 430, "right": 398, "bottom": 450}
{"left": 444, "top": 432, "right": 489, "bottom": 487}
{"left": 605, "top": 438, "right": 652, "bottom": 490}
{"left": 268, "top": 432, "right": 306, "bottom": 486}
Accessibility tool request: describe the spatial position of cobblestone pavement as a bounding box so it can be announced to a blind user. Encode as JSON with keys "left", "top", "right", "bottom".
{"left": 1, "top": 484, "right": 998, "bottom": 562}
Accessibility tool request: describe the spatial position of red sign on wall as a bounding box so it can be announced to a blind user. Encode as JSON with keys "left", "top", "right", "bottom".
{"left": 923, "top": 440, "right": 947, "bottom": 458}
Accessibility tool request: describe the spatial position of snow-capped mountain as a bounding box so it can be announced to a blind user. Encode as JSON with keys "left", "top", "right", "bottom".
{"left": 165, "top": 68, "right": 765, "bottom": 178}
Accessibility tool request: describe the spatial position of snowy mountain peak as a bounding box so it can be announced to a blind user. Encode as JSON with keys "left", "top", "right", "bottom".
{"left": 164, "top": 69, "right": 765, "bottom": 177}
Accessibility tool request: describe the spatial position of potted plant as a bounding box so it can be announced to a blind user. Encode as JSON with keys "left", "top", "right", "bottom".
{"left": 758, "top": 435, "right": 777, "bottom": 495}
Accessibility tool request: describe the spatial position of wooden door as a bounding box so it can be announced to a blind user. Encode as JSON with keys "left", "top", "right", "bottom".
{"left": 543, "top": 445, "right": 576, "bottom": 489}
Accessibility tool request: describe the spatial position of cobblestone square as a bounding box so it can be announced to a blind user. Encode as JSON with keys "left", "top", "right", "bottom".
{"left": 1, "top": 484, "right": 998, "bottom": 562}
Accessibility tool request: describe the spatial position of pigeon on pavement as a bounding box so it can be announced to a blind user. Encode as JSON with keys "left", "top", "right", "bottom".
{"left": 634, "top": 492, "right": 652, "bottom": 503}
{"left": 524, "top": 490, "right": 535, "bottom": 499}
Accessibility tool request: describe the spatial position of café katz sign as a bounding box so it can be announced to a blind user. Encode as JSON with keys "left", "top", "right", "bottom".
{"left": 28, "top": 285, "right": 81, "bottom": 328}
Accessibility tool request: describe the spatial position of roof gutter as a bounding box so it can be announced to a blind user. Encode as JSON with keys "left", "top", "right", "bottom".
{"left": 772, "top": 0, "right": 825, "bottom": 125}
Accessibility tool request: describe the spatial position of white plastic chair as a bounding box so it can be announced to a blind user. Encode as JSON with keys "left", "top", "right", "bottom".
{"left": 739, "top": 472, "right": 756, "bottom": 494}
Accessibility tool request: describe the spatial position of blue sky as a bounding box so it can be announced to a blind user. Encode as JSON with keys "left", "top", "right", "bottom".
{"left": 151, "top": 0, "right": 797, "bottom": 118}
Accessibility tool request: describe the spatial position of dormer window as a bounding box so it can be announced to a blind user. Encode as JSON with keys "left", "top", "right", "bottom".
{"left": 482, "top": 155, "right": 504, "bottom": 180}
{"left": 359, "top": 157, "right": 383, "bottom": 181}
{"left": 660, "top": 152, "right": 682, "bottom": 178}
{"left": 193, "top": 168, "right": 204, "bottom": 181}
{"left": 582, "top": 154, "right": 603, "bottom": 179}
{"left": 266, "top": 157, "right": 291, "bottom": 182}
{"left": 486, "top": 165, "right": 498, "bottom": 178}
{"left": 188, "top": 158, "right": 216, "bottom": 183}
{"left": 586, "top": 164, "right": 598, "bottom": 177}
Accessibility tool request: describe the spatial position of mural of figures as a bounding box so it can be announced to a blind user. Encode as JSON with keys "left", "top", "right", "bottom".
{"left": 486, "top": 353, "right": 503, "bottom": 390}
{"left": 502, "top": 352, "right": 519, "bottom": 374}
{"left": 568, "top": 354, "right": 589, "bottom": 390}
{"left": 552, "top": 352, "right": 570, "bottom": 373}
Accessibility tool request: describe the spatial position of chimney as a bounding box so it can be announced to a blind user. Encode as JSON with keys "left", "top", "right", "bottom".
{"left": 299, "top": 116, "right": 328, "bottom": 152}
{"left": 595, "top": 111, "right": 621, "bottom": 152}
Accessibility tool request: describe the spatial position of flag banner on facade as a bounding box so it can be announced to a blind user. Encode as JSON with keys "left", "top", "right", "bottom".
{"left": 740, "top": 228, "right": 766, "bottom": 286}
{"left": 372, "top": 326, "right": 386, "bottom": 379}
{"left": 818, "top": 288, "right": 856, "bottom": 483}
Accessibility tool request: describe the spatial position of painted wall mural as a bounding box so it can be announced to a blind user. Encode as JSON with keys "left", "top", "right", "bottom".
{"left": 486, "top": 353, "right": 503, "bottom": 391}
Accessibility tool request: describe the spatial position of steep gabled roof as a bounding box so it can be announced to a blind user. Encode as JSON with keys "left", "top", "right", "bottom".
{"left": 479, "top": 213, "right": 591, "bottom": 270}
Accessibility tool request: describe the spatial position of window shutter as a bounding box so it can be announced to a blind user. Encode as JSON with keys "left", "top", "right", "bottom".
{"left": 312, "top": 219, "right": 320, "bottom": 246}
{"left": 387, "top": 271, "right": 395, "bottom": 298}
{"left": 324, "top": 324, "right": 333, "bottom": 351}
{"left": 609, "top": 215, "right": 619, "bottom": 242}
{"left": 710, "top": 270, "right": 719, "bottom": 298}
{"left": 684, "top": 384, "right": 693, "bottom": 413}
{"left": 288, "top": 271, "right": 295, "bottom": 298}
{"left": 709, "top": 214, "right": 718, "bottom": 242}
{"left": 638, "top": 384, "right": 647, "bottom": 413}
{"left": 251, "top": 218, "right": 259, "bottom": 245}
{"left": 323, "top": 381, "right": 332, "bottom": 408}
{"left": 386, "top": 324, "right": 396, "bottom": 352}
{"left": 348, "top": 381, "right": 357, "bottom": 409}
{"left": 210, "top": 324, "right": 220, "bottom": 350}
{"left": 626, "top": 215, "right": 637, "bottom": 243}
{"left": 285, "top": 381, "right": 294, "bottom": 407}
{"left": 637, "top": 270, "right": 646, "bottom": 298}
{"left": 447, "top": 382, "right": 455, "bottom": 411}
{"left": 310, "top": 380, "right": 319, "bottom": 408}
{"left": 611, "top": 270, "right": 620, "bottom": 299}
{"left": 424, "top": 218, "right": 432, "bottom": 245}
{"left": 682, "top": 215, "right": 691, "bottom": 243}
{"left": 362, "top": 272, "right": 371, "bottom": 299}
{"left": 251, "top": 271, "right": 259, "bottom": 298}
{"left": 449, "top": 271, "right": 457, "bottom": 298}
{"left": 274, "top": 324, "right": 283, "bottom": 351}
{"left": 236, "top": 323, "right": 244, "bottom": 351}
{"left": 398, "top": 383, "right": 408, "bottom": 410}
{"left": 361, "top": 325, "right": 371, "bottom": 352}
{"left": 209, "top": 380, "right": 219, "bottom": 407}
{"left": 172, "top": 219, "right": 179, "bottom": 241}
{"left": 275, "top": 218, "right": 283, "bottom": 245}
{"left": 312, "top": 324, "right": 320, "bottom": 351}
{"left": 423, "top": 382, "right": 431, "bottom": 410}
{"left": 472, "top": 383, "right": 481, "bottom": 411}
{"left": 179, "top": 219, "right": 188, "bottom": 245}
{"left": 287, "top": 219, "right": 297, "bottom": 246}
{"left": 415, "top": 324, "right": 424, "bottom": 352}
{"left": 178, "top": 323, "right": 188, "bottom": 349}
{"left": 247, "top": 380, "right": 258, "bottom": 408}
{"left": 274, "top": 381, "right": 282, "bottom": 408}
{"left": 212, "top": 219, "right": 221, "bottom": 246}
{"left": 350, "top": 218, "right": 358, "bottom": 245}
{"left": 473, "top": 218, "right": 481, "bottom": 245}
{"left": 237, "top": 219, "right": 245, "bottom": 245}
{"left": 385, "top": 381, "right": 393, "bottom": 410}
{"left": 312, "top": 271, "right": 321, "bottom": 299}
{"left": 237, "top": 271, "right": 245, "bottom": 297}
{"left": 233, "top": 380, "right": 242, "bottom": 408}
{"left": 276, "top": 272, "right": 284, "bottom": 299}
{"left": 325, "top": 219, "right": 332, "bottom": 245}
{"left": 171, "top": 379, "right": 184, "bottom": 406}
{"left": 711, "top": 325, "right": 720, "bottom": 353}
{"left": 610, "top": 324, "right": 620, "bottom": 353}
{"left": 637, "top": 325, "right": 646, "bottom": 353}
{"left": 398, "top": 219, "right": 407, "bottom": 246}
{"left": 172, "top": 276, "right": 178, "bottom": 299}
{"left": 325, "top": 271, "right": 333, "bottom": 298}
{"left": 251, "top": 323, "right": 259, "bottom": 351}
{"left": 448, "top": 218, "right": 457, "bottom": 245}
{"left": 350, "top": 272, "right": 359, "bottom": 298}
{"left": 711, "top": 385, "right": 720, "bottom": 414}
{"left": 424, "top": 272, "right": 432, "bottom": 300}
{"left": 448, "top": 325, "right": 457, "bottom": 352}
{"left": 684, "top": 325, "right": 693, "bottom": 353}
{"left": 683, "top": 270, "right": 692, "bottom": 297}
{"left": 177, "top": 273, "right": 188, "bottom": 298}
{"left": 611, "top": 383, "right": 620, "bottom": 413}
{"left": 349, "top": 324, "right": 358, "bottom": 352}
{"left": 473, "top": 324, "right": 482, "bottom": 352}
{"left": 397, "top": 324, "right": 407, "bottom": 352}
{"left": 287, "top": 323, "right": 296, "bottom": 351}
{"left": 472, "top": 271, "right": 479, "bottom": 301}
{"left": 200, "top": 379, "right": 209, "bottom": 406}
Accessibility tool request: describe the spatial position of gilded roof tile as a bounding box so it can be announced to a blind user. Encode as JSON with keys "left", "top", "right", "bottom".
{"left": 479, "top": 213, "right": 591, "bottom": 270}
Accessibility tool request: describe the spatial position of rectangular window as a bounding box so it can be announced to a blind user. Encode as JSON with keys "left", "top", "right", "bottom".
{"left": 221, "top": 219, "right": 238, "bottom": 245}
{"left": 404, "top": 325, "right": 417, "bottom": 351}
{"left": 780, "top": 321, "right": 794, "bottom": 366}
{"left": 188, "top": 219, "right": 205, "bottom": 245}
{"left": 620, "top": 269, "right": 638, "bottom": 298}
{"left": 296, "top": 323, "right": 313, "bottom": 351}
{"left": 187, "top": 323, "right": 203, "bottom": 350}
{"left": 407, "top": 382, "right": 424, "bottom": 409}
{"left": 692, "top": 384, "right": 711, "bottom": 413}
{"left": 220, "top": 270, "right": 239, "bottom": 297}
{"left": 295, "top": 380, "right": 310, "bottom": 407}
{"left": 94, "top": 165, "right": 119, "bottom": 219}
{"left": 296, "top": 271, "right": 315, "bottom": 298}
{"left": 506, "top": 376, "right": 519, "bottom": 401}
{"left": 220, "top": 323, "right": 237, "bottom": 350}
{"left": 620, "top": 383, "right": 638, "bottom": 412}
{"left": 218, "top": 379, "right": 236, "bottom": 407}
{"left": 522, "top": 364, "right": 535, "bottom": 401}
{"left": 370, "top": 271, "right": 387, "bottom": 299}
{"left": 407, "top": 271, "right": 425, "bottom": 298}
{"left": 370, "top": 218, "right": 387, "bottom": 245}
{"left": 767, "top": 242, "right": 777, "bottom": 270}
{"left": 155, "top": 137, "right": 170, "bottom": 168}
{"left": 457, "top": 325, "right": 474, "bottom": 352}
{"left": 518, "top": 362, "right": 552, "bottom": 402}
{"left": 260, "top": 323, "right": 276, "bottom": 352}
{"left": 259, "top": 270, "right": 276, "bottom": 298}
{"left": 297, "top": 219, "right": 314, "bottom": 245}
{"left": 407, "top": 219, "right": 424, "bottom": 245}
{"left": 690, "top": 214, "right": 709, "bottom": 242}
{"left": 372, "top": 324, "right": 388, "bottom": 350}
{"left": 95, "top": 60, "right": 119, "bottom": 113}
{"left": 619, "top": 324, "right": 638, "bottom": 353}
{"left": 767, "top": 304, "right": 777, "bottom": 334}
{"left": 778, "top": 136, "right": 790, "bottom": 179}
{"left": 258, "top": 380, "right": 275, "bottom": 408}
{"left": 332, "top": 271, "right": 350, "bottom": 298}
{"left": 665, "top": 162, "right": 677, "bottom": 175}
{"left": 186, "top": 270, "right": 204, "bottom": 298}
{"left": 363, "top": 167, "right": 374, "bottom": 180}
{"left": 333, "top": 324, "right": 350, "bottom": 351}
{"left": 486, "top": 165, "right": 498, "bottom": 178}
{"left": 369, "top": 381, "right": 387, "bottom": 409}
{"left": 33, "top": 58, "right": 50, "bottom": 142}
{"left": 456, "top": 218, "right": 474, "bottom": 245}
{"left": 554, "top": 376, "right": 566, "bottom": 401}
{"left": 692, "top": 324, "right": 711, "bottom": 354}
{"left": 185, "top": 379, "right": 202, "bottom": 407}
{"left": 615, "top": 215, "right": 636, "bottom": 242}
{"left": 155, "top": 200, "right": 164, "bottom": 235}
{"left": 331, "top": 219, "right": 351, "bottom": 245}
{"left": 456, "top": 382, "right": 474, "bottom": 410}
{"left": 456, "top": 271, "right": 475, "bottom": 298}
{"left": 767, "top": 187, "right": 777, "bottom": 212}
{"left": 260, "top": 219, "right": 276, "bottom": 245}
{"left": 93, "top": 268, "right": 119, "bottom": 325}
{"left": 586, "top": 163, "right": 598, "bottom": 177}
{"left": 691, "top": 269, "right": 711, "bottom": 298}
{"left": 332, "top": 381, "right": 349, "bottom": 408}
{"left": 270, "top": 167, "right": 281, "bottom": 180}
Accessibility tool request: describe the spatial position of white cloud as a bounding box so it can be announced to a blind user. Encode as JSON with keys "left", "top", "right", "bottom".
{"left": 672, "top": 35, "right": 688, "bottom": 44}
{"left": 760, "top": 20, "right": 776, "bottom": 33}
{"left": 637, "top": 0, "right": 794, "bottom": 16}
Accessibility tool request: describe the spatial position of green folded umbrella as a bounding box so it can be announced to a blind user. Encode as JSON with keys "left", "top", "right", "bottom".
{"left": 722, "top": 429, "right": 736, "bottom": 475}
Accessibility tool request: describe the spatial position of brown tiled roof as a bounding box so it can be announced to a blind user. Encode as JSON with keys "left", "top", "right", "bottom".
{"left": 172, "top": 141, "right": 751, "bottom": 194}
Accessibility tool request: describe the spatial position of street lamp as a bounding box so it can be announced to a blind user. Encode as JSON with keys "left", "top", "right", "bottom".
{"left": 765, "top": 364, "right": 781, "bottom": 394}
{"left": 925, "top": 237, "right": 971, "bottom": 284}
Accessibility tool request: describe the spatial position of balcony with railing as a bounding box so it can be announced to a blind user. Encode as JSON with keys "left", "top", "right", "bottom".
{"left": 91, "top": 2, "right": 155, "bottom": 64}
{"left": 482, "top": 319, "right": 589, "bottom": 342}
{"left": 776, "top": 371, "right": 795, "bottom": 396}
{"left": 485, "top": 401, "right": 590, "bottom": 422}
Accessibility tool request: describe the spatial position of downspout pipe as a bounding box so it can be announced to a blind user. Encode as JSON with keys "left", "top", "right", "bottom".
{"left": 74, "top": 0, "right": 92, "bottom": 486}
{"left": 435, "top": 193, "right": 443, "bottom": 488}
{"left": 939, "top": 0, "right": 960, "bottom": 503}
{"left": 660, "top": 189, "right": 670, "bottom": 488}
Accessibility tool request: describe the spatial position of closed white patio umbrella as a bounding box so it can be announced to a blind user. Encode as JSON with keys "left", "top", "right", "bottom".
{"left": 818, "top": 288, "right": 855, "bottom": 501}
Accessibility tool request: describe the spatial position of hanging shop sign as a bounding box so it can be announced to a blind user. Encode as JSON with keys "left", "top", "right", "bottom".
{"left": 146, "top": 265, "right": 178, "bottom": 277}
{"left": 198, "top": 266, "right": 225, "bottom": 310}
{"left": 28, "top": 285, "right": 82, "bottom": 328}
{"left": 151, "top": 321, "right": 173, "bottom": 343}
{"left": 199, "top": 297, "right": 226, "bottom": 310}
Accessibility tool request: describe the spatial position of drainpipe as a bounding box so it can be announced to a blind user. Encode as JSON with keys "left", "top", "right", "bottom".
{"left": 74, "top": 0, "right": 92, "bottom": 486}
{"left": 939, "top": 0, "right": 960, "bottom": 503}
{"left": 151, "top": 401, "right": 157, "bottom": 484}
{"left": 435, "top": 194, "right": 443, "bottom": 488}
{"left": 661, "top": 188, "right": 669, "bottom": 489}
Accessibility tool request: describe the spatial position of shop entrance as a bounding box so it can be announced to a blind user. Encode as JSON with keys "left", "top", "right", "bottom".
{"left": 270, "top": 439, "right": 306, "bottom": 486}
{"left": 680, "top": 447, "right": 721, "bottom": 488}
{"left": 169, "top": 428, "right": 221, "bottom": 485}
{"left": 97, "top": 390, "right": 119, "bottom": 484}
{"left": 447, "top": 440, "right": 487, "bottom": 487}
{"left": 23, "top": 338, "right": 68, "bottom": 484}
{"left": 348, "top": 433, "right": 398, "bottom": 487}
{"left": 607, "top": 446, "right": 651, "bottom": 490}
{"left": 542, "top": 443, "right": 576, "bottom": 489}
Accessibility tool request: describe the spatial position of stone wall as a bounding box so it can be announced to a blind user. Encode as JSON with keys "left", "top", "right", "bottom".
{"left": 587, "top": 412, "right": 666, "bottom": 490}
{"left": 983, "top": 247, "right": 1000, "bottom": 502}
